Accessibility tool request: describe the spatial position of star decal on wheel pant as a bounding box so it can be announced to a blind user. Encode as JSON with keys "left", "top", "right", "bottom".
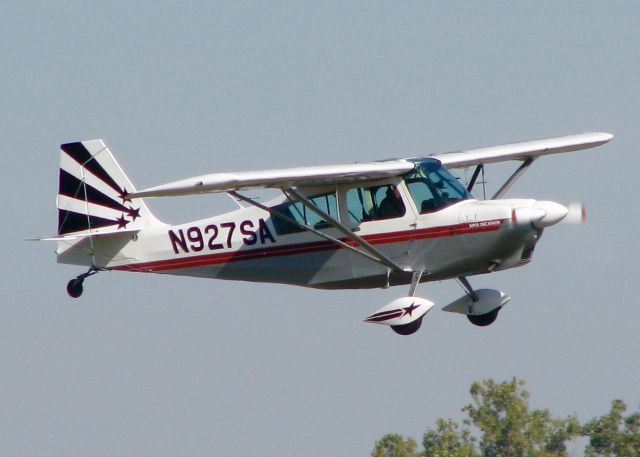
{"left": 401, "top": 302, "right": 420, "bottom": 317}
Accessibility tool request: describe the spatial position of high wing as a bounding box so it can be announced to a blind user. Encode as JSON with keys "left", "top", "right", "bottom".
{"left": 430, "top": 131, "right": 612, "bottom": 168}
{"left": 129, "top": 132, "right": 612, "bottom": 199}
{"left": 129, "top": 160, "right": 414, "bottom": 198}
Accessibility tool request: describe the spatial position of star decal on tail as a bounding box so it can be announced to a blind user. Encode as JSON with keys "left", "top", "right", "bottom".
{"left": 126, "top": 206, "right": 141, "bottom": 221}
{"left": 119, "top": 187, "right": 131, "bottom": 203}
{"left": 116, "top": 214, "right": 130, "bottom": 229}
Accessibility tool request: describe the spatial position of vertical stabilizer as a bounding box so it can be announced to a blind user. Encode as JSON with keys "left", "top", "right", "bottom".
{"left": 57, "top": 139, "right": 162, "bottom": 235}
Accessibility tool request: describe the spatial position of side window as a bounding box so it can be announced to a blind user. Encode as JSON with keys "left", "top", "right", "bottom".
{"left": 346, "top": 184, "right": 406, "bottom": 224}
{"left": 271, "top": 192, "right": 338, "bottom": 235}
{"left": 306, "top": 192, "right": 337, "bottom": 229}
{"left": 272, "top": 200, "right": 306, "bottom": 235}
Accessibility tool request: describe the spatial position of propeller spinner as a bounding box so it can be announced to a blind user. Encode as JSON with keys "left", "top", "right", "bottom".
{"left": 512, "top": 201, "right": 585, "bottom": 228}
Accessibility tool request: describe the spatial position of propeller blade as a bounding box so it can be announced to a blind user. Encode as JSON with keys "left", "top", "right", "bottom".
{"left": 562, "top": 202, "right": 586, "bottom": 224}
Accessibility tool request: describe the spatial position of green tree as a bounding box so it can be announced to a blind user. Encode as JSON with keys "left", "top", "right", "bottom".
{"left": 463, "top": 379, "right": 580, "bottom": 457}
{"left": 371, "top": 433, "right": 419, "bottom": 457}
{"left": 422, "top": 418, "right": 477, "bottom": 457}
{"left": 373, "top": 379, "right": 640, "bottom": 457}
{"left": 372, "top": 378, "right": 581, "bottom": 457}
{"left": 582, "top": 399, "right": 640, "bottom": 457}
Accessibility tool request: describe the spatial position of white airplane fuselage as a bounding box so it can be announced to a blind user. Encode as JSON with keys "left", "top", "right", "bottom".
{"left": 57, "top": 192, "right": 541, "bottom": 290}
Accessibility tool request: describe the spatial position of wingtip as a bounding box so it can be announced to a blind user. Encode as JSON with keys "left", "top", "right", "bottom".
{"left": 590, "top": 131, "right": 614, "bottom": 143}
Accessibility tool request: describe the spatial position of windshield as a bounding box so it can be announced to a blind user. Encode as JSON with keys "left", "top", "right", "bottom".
{"left": 403, "top": 159, "right": 469, "bottom": 214}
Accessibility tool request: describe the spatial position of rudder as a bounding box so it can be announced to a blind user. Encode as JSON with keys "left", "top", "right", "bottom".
{"left": 57, "top": 139, "right": 161, "bottom": 235}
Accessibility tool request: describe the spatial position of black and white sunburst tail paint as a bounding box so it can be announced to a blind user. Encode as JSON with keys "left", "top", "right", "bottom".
{"left": 56, "top": 140, "right": 164, "bottom": 264}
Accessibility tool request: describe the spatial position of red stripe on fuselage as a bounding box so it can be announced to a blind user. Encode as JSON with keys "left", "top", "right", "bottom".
{"left": 112, "top": 219, "right": 506, "bottom": 273}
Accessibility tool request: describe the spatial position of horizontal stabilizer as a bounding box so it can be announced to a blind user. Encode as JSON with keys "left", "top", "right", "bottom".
{"left": 37, "top": 227, "right": 140, "bottom": 242}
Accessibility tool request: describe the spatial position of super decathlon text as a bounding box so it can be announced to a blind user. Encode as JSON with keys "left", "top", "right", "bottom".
{"left": 467, "top": 220, "right": 501, "bottom": 229}
{"left": 168, "top": 218, "right": 276, "bottom": 254}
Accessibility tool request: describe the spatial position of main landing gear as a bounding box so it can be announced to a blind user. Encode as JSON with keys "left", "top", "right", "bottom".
{"left": 391, "top": 270, "right": 429, "bottom": 336}
{"left": 364, "top": 270, "right": 435, "bottom": 336}
{"left": 364, "top": 273, "right": 512, "bottom": 334}
{"left": 457, "top": 277, "right": 499, "bottom": 326}
{"left": 441, "top": 277, "right": 511, "bottom": 327}
{"left": 66, "top": 266, "right": 105, "bottom": 298}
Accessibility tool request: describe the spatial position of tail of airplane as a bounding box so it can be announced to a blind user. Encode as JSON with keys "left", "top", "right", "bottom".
{"left": 55, "top": 140, "right": 164, "bottom": 268}
{"left": 58, "top": 140, "right": 161, "bottom": 235}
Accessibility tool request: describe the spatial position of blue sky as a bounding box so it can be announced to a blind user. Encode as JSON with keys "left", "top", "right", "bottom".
{"left": 2, "top": 2, "right": 638, "bottom": 456}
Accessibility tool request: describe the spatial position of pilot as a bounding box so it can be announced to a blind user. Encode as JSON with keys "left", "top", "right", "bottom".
{"left": 378, "top": 185, "right": 406, "bottom": 219}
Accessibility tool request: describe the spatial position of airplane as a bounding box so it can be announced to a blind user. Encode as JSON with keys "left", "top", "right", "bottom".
{"left": 44, "top": 131, "right": 612, "bottom": 335}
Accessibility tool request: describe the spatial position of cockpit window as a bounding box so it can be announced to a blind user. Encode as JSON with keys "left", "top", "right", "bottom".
{"left": 403, "top": 159, "right": 469, "bottom": 214}
{"left": 346, "top": 184, "right": 406, "bottom": 224}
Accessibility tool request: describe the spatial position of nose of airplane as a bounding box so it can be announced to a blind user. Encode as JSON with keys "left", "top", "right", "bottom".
{"left": 511, "top": 201, "right": 577, "bottom": 228}
{"left": 531, "top": 201, "right": 569, "bottom": 228}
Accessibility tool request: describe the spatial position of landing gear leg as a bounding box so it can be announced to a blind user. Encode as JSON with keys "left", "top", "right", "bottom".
{"left": 408, "top": 269, "right": 425, "bottom": 297}
{"left": 66, "top": 266, "right": 105, "bottom": 298}
{"left": 457, "top": 276, "right": 479, "bottom": 303}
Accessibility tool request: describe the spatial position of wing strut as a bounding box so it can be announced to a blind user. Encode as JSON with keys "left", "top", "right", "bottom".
{"left": 228, "top": 191, "right": 408, "bottom": 273}
{"left": 466, "top": 164, "right": 484, "bottom": 193}
{"left": 491, "top": 158, "right": 535, "bottom": 199}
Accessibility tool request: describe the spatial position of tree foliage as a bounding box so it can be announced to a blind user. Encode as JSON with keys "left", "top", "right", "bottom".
{"left": 371, "top": 433, "right": 419, "bottom": 457}
{"left": 372, "top": 379, "right": 639, "bottom": 457}
{"left": 582, "top": 399, "right": 640, "bottom": 457}
{"left": 422, "top": 418, "right": 476, "bottom": 457}
{"left": 463, "top": 379, "right": 580, "bottom": 457}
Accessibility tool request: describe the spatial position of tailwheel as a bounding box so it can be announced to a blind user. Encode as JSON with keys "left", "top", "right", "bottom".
{"left": 66, "top": 266, "right": 106, "bottom": 299}
{"left": 467, "top": 307, "right": 501, "bottom": 327}
{"left": 66, "top": 278, "right": 84, "bottom": 298}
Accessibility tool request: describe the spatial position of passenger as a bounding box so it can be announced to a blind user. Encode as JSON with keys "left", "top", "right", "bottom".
{"left": 378, "top": 185, "right": 406, "bottom": 219}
